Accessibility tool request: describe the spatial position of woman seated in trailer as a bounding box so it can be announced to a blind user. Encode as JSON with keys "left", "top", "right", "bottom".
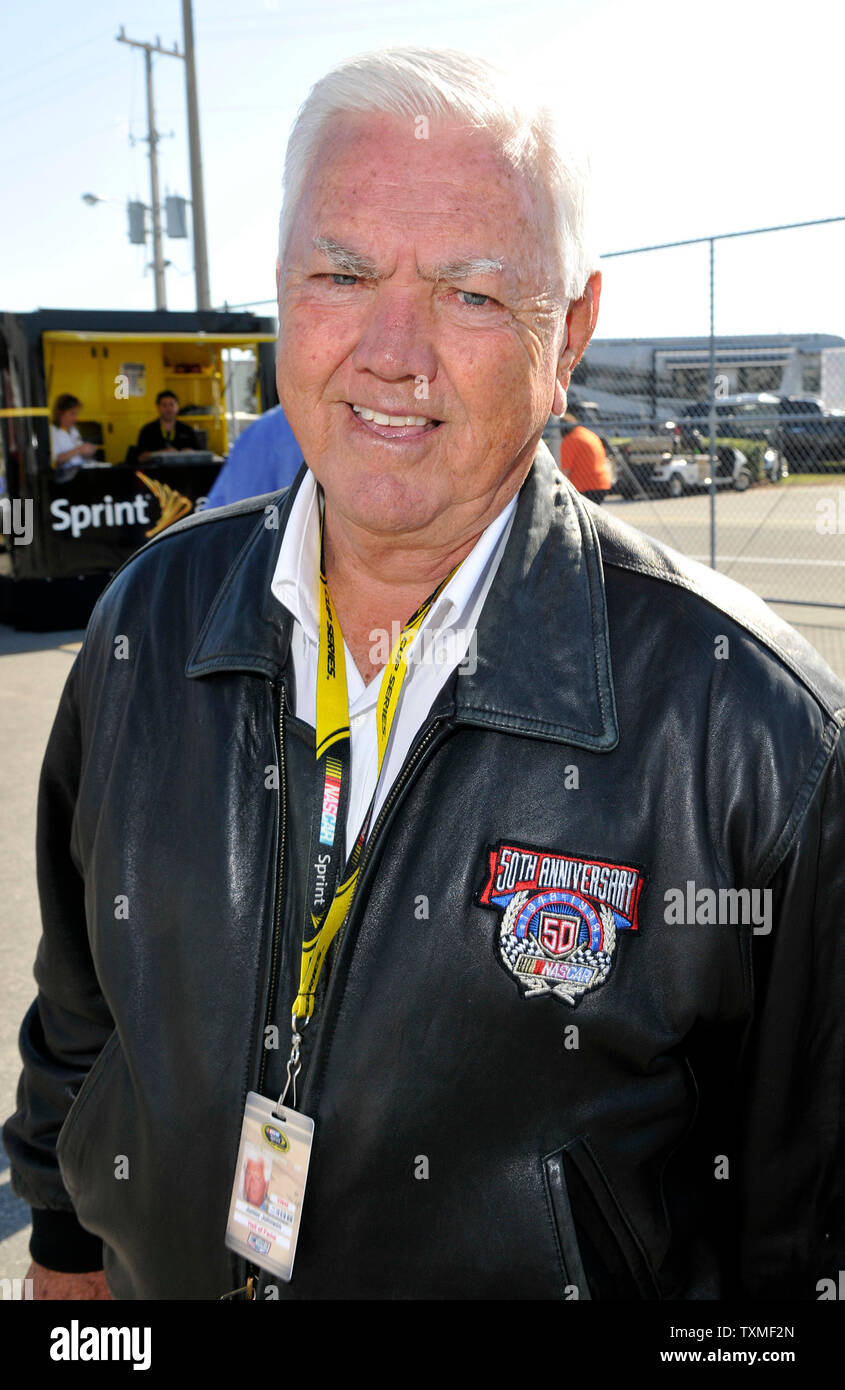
{"left": 49, "top": 394, "right": 99, "bottom": 473}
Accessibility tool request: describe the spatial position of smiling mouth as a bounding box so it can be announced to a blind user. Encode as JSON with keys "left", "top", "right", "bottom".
{"left": 348, "top": 402, "right": 441, "bottom": 436}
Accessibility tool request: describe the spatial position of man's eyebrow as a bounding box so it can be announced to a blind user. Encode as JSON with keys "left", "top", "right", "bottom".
{"left": 312, "top": 236, "right": 381, "bottom": 278}
{"left": 423, "top": 257, "right": 505, "bottom": 281}
{"left": 312, "top": 237, "right": 505, "bottom": 283}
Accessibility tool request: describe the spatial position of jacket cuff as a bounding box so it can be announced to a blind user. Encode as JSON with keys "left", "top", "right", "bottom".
{"left": 30, "top": 1209, "right": 104, "bottom": 1272}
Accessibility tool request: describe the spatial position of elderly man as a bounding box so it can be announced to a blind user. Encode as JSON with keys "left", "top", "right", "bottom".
{"left": 4, "top": 47, "right": 844, "bottom": 1303}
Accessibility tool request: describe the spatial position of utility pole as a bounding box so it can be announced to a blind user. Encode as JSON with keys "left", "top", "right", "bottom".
{"left": 117, "top": 9, "right": 212, "bottom": 311}
{"left": 117, "top": 28, "right": 172, "bottom": 309}
{"left": 182, "top": 0, "right": 211, "bottom": 309}
{"left": 144, "top": 46, "right": 166, "bottom": 310}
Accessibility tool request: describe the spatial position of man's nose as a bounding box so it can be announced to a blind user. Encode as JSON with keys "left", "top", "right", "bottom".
{"left": 350, "top": 287, "right": 437, "bottom": 384}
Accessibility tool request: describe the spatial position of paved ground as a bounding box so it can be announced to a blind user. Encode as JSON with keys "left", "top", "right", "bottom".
{"left": 0, "top": 481, "right": 842, "bottom": 1286}
{"left": 0, "top": 627, "right": 85, "bottom": 1282}
{"left": 605, "top": 484, "right": 845, "bottom": 679}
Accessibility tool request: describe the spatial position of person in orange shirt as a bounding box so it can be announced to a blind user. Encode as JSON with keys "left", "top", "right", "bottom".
{"left": 558, "top": 412, "right": 611, "bottom": 503}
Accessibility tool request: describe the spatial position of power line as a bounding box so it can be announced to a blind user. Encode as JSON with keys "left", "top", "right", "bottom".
{"left": 22, "top": 119, "right": 133, "bottom": 164}
{"left": 201, "top": 0, "right": 517, "bottom": 23}
{"left": 200, "top": 104, "right": 291, "bottom": 113}
{"left": 199, "top": 0, "right": 520, "bottom": 38}
{"left": 0, "top": 59, "right": 119, "bottom": 115}
{"left": 0, "top": 32, "right": 104, "bottom": 89}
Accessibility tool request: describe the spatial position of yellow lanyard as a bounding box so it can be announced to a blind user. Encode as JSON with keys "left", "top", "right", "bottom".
{"left": 289, "top": 511, "right": 458, "bottom": 1023}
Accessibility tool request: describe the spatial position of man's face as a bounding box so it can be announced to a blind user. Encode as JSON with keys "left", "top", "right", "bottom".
{"left": 158, "top": 395, "right": 179, "bottom": 426}
{"left": 276, "top": 111, "right": 599, "bottom": 544}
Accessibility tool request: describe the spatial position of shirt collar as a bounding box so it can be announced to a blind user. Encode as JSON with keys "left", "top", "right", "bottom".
{"left": 269, "top": 468, "right": 517, "bottom": 646}
{"left": 425, "top": 494, "right": 517, "bottom": 632}
{"left": 186, "top": 445, "right": 619, "bottom": 751}
{"left": 269, "top": 469, "right": 321, "bottom": 643}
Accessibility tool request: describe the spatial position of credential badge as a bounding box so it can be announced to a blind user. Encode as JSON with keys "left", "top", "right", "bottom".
{"left": 477, "top": 843, "right": 645, "bottom": 1006}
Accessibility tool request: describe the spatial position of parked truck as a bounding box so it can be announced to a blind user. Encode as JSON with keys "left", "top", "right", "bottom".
{"left": 775, "top": 396, "right": 845, "bottom": 469}
{"left": 679, "top": 393, "right": 845, "bottom": 471}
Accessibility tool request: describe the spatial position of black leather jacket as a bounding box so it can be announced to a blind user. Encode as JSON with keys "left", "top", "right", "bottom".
{"left": 5, "top": 446, "right": 845, "bottom": 1300}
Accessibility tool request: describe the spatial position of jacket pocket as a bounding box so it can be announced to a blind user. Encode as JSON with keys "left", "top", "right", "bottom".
{"left": 56, "top": 1029, "right": 121, "bottom": 1195}
{"left": 543, "top": 1149, "right": 592, "bottom": 1300}
{"left": 545, "top": 1135, "right": 661, "bottom": 1300}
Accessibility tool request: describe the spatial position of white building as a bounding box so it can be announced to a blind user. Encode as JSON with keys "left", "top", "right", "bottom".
{"left": 569, "top": 333, "right": 845, "bottom": 422}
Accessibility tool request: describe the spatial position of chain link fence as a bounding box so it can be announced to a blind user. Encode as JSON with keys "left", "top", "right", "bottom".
{"left": 544, "top": 218, "right": 845, "bottom": 679}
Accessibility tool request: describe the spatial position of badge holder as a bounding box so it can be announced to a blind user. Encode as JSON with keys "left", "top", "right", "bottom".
{"left": 223, "top": 1020, "right": 314, "bottom": 1290}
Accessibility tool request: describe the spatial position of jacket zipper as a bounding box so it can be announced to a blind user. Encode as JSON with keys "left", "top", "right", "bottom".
{"left": 257, "top": 679, "right": 287, "bottom": 1096}
{"left": 239, "top": 679, "right": 287, "bottom": 1298}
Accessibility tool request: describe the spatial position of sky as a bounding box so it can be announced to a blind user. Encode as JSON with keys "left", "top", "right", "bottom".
{"left": 1, "top": 0, "right": 843, "bottom": 341}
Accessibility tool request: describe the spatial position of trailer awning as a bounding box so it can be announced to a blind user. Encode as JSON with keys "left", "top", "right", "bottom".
{"left": 42, "top": 331, "right": 277, "bottom": 345}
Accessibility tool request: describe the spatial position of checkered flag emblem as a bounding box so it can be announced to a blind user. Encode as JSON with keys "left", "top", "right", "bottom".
{"left": 498, "top": 889, "right": 617, "bottom": 1006}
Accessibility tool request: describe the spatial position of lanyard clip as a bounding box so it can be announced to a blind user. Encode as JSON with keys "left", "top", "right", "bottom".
{"left": 274, "top": 1015, "right": 309, "bottom": 1117}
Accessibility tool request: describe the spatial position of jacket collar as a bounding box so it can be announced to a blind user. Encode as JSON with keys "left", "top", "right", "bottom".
{"left": 453, "top": 442, "right": 618, "bottom": 750}
{"left": 185, "top": 473, "right": 300, "bottom": 682}
{"left": 186, "top": 443, "right": 618, "bottom": 751}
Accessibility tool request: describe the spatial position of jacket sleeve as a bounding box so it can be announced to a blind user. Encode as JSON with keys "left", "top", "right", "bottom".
{"left": 2, "top": 650, "right": 111, "bottom": 1271}
{"left": 735, "top": 716, "right": 845, "bottom": 1298}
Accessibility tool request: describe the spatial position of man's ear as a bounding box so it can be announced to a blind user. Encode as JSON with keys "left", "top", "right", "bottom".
{"left": 552, "top": 270, "right": 602, "bottom": 415}
{"left": 275, "top": 259, "right": 282, "bottom": 298}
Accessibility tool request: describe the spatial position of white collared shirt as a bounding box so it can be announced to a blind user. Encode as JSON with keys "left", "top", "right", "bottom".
{"left": 270, "top": 469, "right": 516, "bottom": 856}
{"left": 50, "top": 423, "right": 86, "bottom": 464}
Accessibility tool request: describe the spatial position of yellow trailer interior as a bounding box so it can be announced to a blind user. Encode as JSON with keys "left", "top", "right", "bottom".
{"left": 42, "top": 330, "right": 277, "bottom": 466}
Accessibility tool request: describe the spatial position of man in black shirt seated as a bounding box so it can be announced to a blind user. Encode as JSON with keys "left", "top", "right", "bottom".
{"left": 136, "top": 390, "right": 199, "bottom": 462}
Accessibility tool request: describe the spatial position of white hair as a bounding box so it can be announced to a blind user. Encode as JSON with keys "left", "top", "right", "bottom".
{"left": 277, "top": 46, "right": 598, "bottom": 302}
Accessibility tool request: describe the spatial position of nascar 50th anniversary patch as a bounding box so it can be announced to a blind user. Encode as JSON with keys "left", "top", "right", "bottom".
{"left": 477, "top": 843, "right": 645, "bottom": 1006}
